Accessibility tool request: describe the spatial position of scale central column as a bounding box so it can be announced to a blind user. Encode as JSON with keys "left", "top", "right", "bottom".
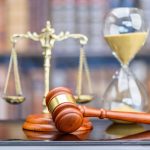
{"left": 42, "top": 45, "right": 51, "bottom": 113}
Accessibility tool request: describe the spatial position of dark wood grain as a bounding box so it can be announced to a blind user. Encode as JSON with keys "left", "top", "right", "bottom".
{"left": 1, "top": 120, "right": 150, "bottom": 142}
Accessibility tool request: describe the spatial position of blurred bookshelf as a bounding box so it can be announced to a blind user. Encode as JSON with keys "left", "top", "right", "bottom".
{"left": 0, "top": 0, "right": 150, "bottom": 119}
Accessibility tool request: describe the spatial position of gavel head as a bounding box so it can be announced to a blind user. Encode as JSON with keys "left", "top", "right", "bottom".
{"left": 46, "top": 87, "right": 83, "bottom": 133}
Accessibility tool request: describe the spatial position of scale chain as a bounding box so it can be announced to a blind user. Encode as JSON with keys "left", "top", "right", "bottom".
{"left": 76, "top": 46, "right": 84, "bottom": 96}
{"left": 3, "top": 43, "right": 23, "bottom": 96}
{"left": 13, "top": 46, "right": 23, "bottom": 95}
{"left": 83, "top": 48, "right": 92, "bottom": 94}
{"left": 3, "top": 50, "right": 13, "bottom": 95}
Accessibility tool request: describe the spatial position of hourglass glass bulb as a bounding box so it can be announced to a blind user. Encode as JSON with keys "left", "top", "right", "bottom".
{"left": 103, "top": 7, "right": 149, "bottom": 117}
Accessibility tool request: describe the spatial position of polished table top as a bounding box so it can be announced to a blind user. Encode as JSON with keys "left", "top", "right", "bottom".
{"left": 0, "top": 119, "right": 150, "bottom": 147}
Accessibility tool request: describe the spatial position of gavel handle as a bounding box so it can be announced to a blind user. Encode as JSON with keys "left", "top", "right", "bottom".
{"left": 78, "top": 105, "right": 150, "bottom": 124}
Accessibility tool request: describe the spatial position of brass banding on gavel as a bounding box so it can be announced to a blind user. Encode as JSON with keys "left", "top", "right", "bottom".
{"left": 48, "top": 94, "right": 75, "bottom": 112}
{"left": 46, "top": 87, "right": 150, "bottom": 133}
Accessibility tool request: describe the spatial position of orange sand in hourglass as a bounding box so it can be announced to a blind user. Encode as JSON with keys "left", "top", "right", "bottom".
{"left": 104, "top": 32, "right": 148, "bottom": 65}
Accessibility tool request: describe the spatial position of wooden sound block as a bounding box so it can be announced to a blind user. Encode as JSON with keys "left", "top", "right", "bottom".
{"left": 23, "top": 130, "right": 58, "bottom": 140}
{"left": 23, "top": 130, "right": 91, "bottom": 140}
{"left": 23, "top": 113, "right": 93, "bottom": 132}
{"left": 23, "top": 114, "right": 57, "bottom": 132}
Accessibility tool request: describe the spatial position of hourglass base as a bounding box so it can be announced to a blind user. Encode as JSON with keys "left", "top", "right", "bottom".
{"left": 103, "top": 67, "right": 149, "bottom": 119}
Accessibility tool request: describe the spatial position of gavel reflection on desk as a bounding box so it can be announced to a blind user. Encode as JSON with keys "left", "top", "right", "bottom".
{"left": 46, "top": 87, "right": 150, "bottom": 133}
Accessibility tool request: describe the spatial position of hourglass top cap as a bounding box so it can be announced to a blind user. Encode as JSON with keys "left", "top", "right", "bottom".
{"left": 46, "top": 87, "right": 73, "bottom": 107}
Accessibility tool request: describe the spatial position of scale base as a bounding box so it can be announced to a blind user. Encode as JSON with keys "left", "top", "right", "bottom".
{"left": 23, "top": 113, "right": 93, "bottom": 133}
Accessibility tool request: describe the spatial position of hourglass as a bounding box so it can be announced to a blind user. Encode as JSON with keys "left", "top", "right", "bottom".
{"left": 103, "top": 7, "right": 149, "bottom": 114}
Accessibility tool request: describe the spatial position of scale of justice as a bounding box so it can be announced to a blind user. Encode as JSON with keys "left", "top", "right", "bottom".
{"left": 2, "top": 21, "right": 94, "bottom": 132}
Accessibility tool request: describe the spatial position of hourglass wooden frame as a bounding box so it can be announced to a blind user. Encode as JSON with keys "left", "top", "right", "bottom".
{"left": 3, "top": 21, "right": 93, "bottom": 112}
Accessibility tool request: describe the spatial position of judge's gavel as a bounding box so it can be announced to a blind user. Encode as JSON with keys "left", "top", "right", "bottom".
{"left": 46, "top": 87, "right": 150, "bottom": 133}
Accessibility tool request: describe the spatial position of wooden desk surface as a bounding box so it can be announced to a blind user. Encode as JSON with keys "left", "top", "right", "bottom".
{"left": 0, "top": 119, "right": 150, "bottom": 149}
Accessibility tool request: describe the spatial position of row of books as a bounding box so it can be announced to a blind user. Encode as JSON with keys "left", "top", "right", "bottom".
{"left": 1, "top": 0, "right": 150, "bottom": 56}
{"left": 0, "top": 59, "right": 150, "bottom": 119}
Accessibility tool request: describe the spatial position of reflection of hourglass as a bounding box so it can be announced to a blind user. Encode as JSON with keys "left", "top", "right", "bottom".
{"left": 103, "top": 8, "right": 149, "bottom": 114}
